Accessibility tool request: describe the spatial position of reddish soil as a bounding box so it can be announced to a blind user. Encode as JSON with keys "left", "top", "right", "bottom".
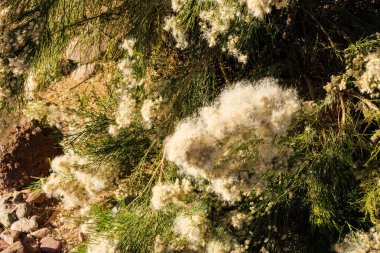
{"left": 0, "top": 120, "right": 63, "bottom": 192}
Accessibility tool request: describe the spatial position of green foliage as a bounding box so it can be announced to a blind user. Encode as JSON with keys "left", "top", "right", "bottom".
{"left": 87, "top": 202, "right": 178, "bottom": 253}
{"left": 70, "top": 244, "right": 88, "bottom": 253}
{"left": 66, "top": 109, "right": 153, "bottom": 175}
{"left": 360, "top": 171, "right": 380, "bottom": 224}
{"left": 1, "top": 0, "right": 379, "bottom": 252}
{"left": 24, "top": 177, "right": 45, "bottom": 190}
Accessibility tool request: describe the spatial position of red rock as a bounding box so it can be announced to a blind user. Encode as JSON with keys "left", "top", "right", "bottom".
{"left": 40, "top": 237, "right": 61, "bottom": 253}
{"left": 15, "top": 203, "right": 32, "bottom": 220}
{"left": 0, "top": 239, "right": 9, "bottom": 251}
{"left": 0, "top": 230, "right": 20, "bottom": 245}
{"left": 22, "top": 234, "right": 39, "bottom": 253}
{"left": 25, "top": 191, "right": 46, "bottom": 205}
{"left": 31, "top": 228, "right": 51, "bottom": 240}
{"left": 10, "top": 218, "right": 38, "bottom": 233}
{"left": 0, "top": 241, "right": 24, "bottom": 253}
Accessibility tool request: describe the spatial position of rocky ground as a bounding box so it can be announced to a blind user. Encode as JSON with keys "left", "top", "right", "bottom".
{"left": 0, "top": 189, "right": 62, "bottom": 253}
{"left": 0, "top": 119, "right": 79, "bottom": 253}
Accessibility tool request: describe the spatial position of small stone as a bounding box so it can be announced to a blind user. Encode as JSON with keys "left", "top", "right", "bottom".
{"left": 14, "top": 204, "right": 32, "bottom": 220}
{"left": 0, "top": 208, "right": 13, "bottom": 228}
{"left": 71, "top": 63, "right": 97, "bottom": 82}
{"left": 0, "top": 197, "right": 14, "bottom": 228}
{"left": 0, "top": 230, "right": 20, "bottom": 245}
{"left": 20, "top": 190, "right": 31, "bottom": 202}
{"left": 0, "top": 239, "right": 9, "bottom": 251}
{"left": 78, "top": 231, "right": 86, "bottom": 242}
{"left": 0, "top": 241, "right": 25, "bottom": 253}
{"left": 20, "top": 189, "right": 31, "bottom": 195}
{"left": 22, "top": 234, "right": 39, "bottom": 253}
{"left": 40, "top": 237, "right": 62, "bottom": 253}
{"left": 30, "top": 216, "right": 42, "bottom": 226}
{"left": 12, "top": 192, "right": 23, "bottom": 204}
{"left": 31, "top": 228, "right": 51, "bottom": 239}
{"left": 10, "top": 218, "right": 38, "bottom": 233}
{"left": 0, "top": 195, "right": 12, "bottom": 206}
{"left": 26, "top": 190, "right": 46, "bottom": 205}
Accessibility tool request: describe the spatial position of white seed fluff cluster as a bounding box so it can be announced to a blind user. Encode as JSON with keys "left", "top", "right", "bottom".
{"left": 108, "top": 40, "right": 142, "bottom": 135}
{"left": 172, "top": 211, "right": 209, "bottom": 250}
{"left": 334, "top": 225, "right": 380, "bottom": 253}
{"left": 164, "top": 78, "right": 299, "bottom": 202}
{"left": 163, "top": 16, "right": 188, "bottom": 49}
{"left": 156, "top": 209, "right": 249, "bottom": 252}
{"left": 115, "top": 92, "right": 136, "bottom": 128}
{"left": 230, "top": 211, "right": 251, "bottom": 230}
{"left": 117, "top": 59, "right": 133, "bottom": 79}
{"left": 199, "top": 1, "right": 242, "bottom": 48}
{"left": 245, "top": 0, "right": 290, "bottom": 18}
{"left": 166, "top": 0, "right": 289, "bottom": 62}
{"left": 226, "top": 35, "right": 248, "bottom": 64}
{"left": 151, "top": 179, "right": 193, "bottom": 210}
{"left": 206, "top": 240, "right": 231, "bottom": 253}
{"left": 356, "top": 52, "right": 380, "bottom": 98}
{"left": 325, "top": 50, "right": 380, "bottom": 98}
{"left": 171, "top": 0, "right": 188, "bottom": 12}
{"left": 109, "top": 90, "right": 137, "bottom": 136}
{"left": 117, "top": 56, "right": 141, "bottom": 89}
{"left": 42, "top": 150, "right": 119, "bottom": 209}
{"left": 140, "top": 97, "right": 162, "bottom": 129}
{"left": 0, "top": 11, "right": 44, "bottom": 77}
{"left": 121, "top": 38, "right": 136, "bottom": 57}
{"left": 24, "top": 73, "right": 39, "bottom": 99}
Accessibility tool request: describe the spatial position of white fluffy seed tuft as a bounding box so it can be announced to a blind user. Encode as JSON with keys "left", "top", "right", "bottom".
{"left": 164, "top": 78, "right": 299, "bottom": 201}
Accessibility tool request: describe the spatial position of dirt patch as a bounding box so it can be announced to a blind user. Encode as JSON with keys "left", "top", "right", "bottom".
{"left": 38, "top": 62, "right": 113, "bottom": 112}
{"left": 0, "top": 114, "right": 20, "bottom": 147}
{"left": 0, "top": 120, "right": 63, "bottom": 193}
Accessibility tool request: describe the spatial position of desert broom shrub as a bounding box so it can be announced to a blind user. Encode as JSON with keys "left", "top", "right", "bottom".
{"left": 73, "top": 16, "right": 378, "bottom": 253}
{"left": 0, "top": 0, "right": 379, "bottom": 252}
